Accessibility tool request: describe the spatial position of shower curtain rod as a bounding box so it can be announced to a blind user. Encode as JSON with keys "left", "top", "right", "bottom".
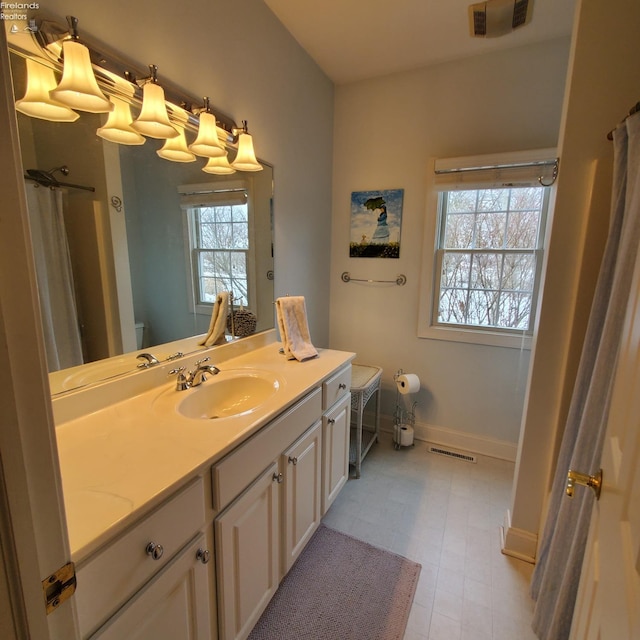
{"left": 24, "top": 167, "right": 95, "bottom": 192}
{"left": 607, "top": 100, "right": 640, "bottom": 140}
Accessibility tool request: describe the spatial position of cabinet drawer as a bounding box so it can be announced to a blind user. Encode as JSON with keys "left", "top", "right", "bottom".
{"left": 322, "top": 365, "right": 352, "bottom": 410}
{"left": 76, "top": 477, "right": 205, "bottom": 638}
{"left": 212, "top": 388, "right": 322, "bottom": 512}
{"left": 91, "top": 533, "right": 212, "bottom": 639}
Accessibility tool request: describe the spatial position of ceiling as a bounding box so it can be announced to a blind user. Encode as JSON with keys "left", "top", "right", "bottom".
{"left": 262, "top": 0, "right": 576, "bottom": 84}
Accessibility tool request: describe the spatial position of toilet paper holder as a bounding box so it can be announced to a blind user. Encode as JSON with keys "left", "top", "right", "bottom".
{"left": 393, "top": 369, "right": 417, "bottom": 450}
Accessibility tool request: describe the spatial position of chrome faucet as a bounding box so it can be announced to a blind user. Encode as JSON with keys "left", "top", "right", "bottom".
{"left": 170, "top": 358, "right": 220, "bottom": 391}
{"left": 137, "top": 352, "right": 160, "bottom": 368}
{"left": 187, "top": 363, "right": 221, "bottom": 387}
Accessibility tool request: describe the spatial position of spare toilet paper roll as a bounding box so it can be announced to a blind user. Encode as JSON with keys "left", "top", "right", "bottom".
{"left": 396, "top": 373, "right": 420, "bottom": 395}
{"left": 399, "top": 425, "right": 414, "bottom": 447}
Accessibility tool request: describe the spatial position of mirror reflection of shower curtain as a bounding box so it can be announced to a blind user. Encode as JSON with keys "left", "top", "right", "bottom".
{"left": 25, "top": 183, "right": 83, "bottom": 371}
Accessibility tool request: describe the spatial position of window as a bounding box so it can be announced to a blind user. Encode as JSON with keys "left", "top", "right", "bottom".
{"left": 179, "top": 182, "right": 253, "bottom": 313}
{"left": 418, "top": 150, "right": 556, "bottom": 347}
{"left": 435, "top": 186, "right": 548, "bottom": 332}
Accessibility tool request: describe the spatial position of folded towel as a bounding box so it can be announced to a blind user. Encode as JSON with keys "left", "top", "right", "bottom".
{"left": 276, "top": 296, "right": 318, "bottom": 361}
{"left": 199, "top": 291, "right": 229, "bottom": 347}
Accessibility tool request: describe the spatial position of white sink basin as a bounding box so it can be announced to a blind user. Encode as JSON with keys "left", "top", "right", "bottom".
{"left": 157, "top": 369, "right": 281, "bottom": 420}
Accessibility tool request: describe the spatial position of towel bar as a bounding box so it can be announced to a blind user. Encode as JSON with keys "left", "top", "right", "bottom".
{"left": 341, "top": 272, "right": 406, "bottom": 286}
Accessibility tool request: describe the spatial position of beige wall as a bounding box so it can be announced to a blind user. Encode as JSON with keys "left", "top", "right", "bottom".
{"left": 330, "top": 38, "right": 571, "bottom": 448}
{"left": 39, "top": 0, "right": 335, "bottom": 345}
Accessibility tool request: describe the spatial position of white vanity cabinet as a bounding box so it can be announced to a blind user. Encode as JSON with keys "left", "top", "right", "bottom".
{"left": 213, "top": 388, "right": 323, "bottom": 640}
{"left": 64, "top": 351, "right": 353, "bottom": 640}
{"left": 213, "top": 363, "right": 352, "bottom": 640}
{"left": 74, "top": 477, "right": 212, "bottom": 639}
{"left": 321, "top": 366, "right": 352, "bottom": 514}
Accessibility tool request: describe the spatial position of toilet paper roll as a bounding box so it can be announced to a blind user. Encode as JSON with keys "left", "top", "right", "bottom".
{"left": 399, "top": 425, "right": 414, "bottom": 447}
{"left": 396, "top": 373, "right": 420, "bottom": 395}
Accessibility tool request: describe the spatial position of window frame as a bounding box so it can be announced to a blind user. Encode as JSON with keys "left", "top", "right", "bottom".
{"left": 179, "top": 180, "right": 257, "bottom": 318}
{"left": 417, "top": 151, "right": 556, "bottom": 349}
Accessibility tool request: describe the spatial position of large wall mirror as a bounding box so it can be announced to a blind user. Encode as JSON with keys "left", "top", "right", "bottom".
{"left": 8, "top": 43, "right": 275, "bottom": 395}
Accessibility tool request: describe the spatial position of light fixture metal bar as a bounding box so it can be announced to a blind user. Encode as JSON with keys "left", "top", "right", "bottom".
{"left": 8, "top": 15, "right": 238, "bottom": 142}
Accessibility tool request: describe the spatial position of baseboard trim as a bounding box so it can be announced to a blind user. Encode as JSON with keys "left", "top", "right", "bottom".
{"left": 500, "top": 509, "right": 537, "bottom": 564}
{"left": 378, "top": 415, "right": 518, "bottom": 462}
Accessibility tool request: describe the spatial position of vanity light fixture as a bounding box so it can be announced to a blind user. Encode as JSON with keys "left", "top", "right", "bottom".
{"left": 96, "top": 96, "right": 145, "bottom": 145}
{"left": 230, "top": 121, "right": 263, "bottom": 172}
{"left": 157, "top": 125, "right": 196, "bottom": 162}
{"left": 10, "top": 14, "right": 265, "bottom": 167}
{"left": 202, "top": 154, "right": 236, "bottom": 175}
{"left": 188, "top": 97, "right": 226, "bottom": 158}
{"left": 131, "top": 65, "right": 179, "bottom": 139}
{"left": 156, "top": 105, "right": 195, "bottom": 162}
{"left": 15, "top": 58, "right": 80, "bottom": 122}
{"left": 49, "top": 16, "right": 113, "bottom": 114}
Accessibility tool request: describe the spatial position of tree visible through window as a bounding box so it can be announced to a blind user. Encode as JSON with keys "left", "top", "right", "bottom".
{"left": 191, "top": 200, "right": 249, "bottom": 306}
{"left": 435, "top": 186, "right": 548, "bottom": 332}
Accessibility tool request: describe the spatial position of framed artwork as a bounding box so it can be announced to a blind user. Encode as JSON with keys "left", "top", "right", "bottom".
{"left": 349, "top": 189, "right": 404, "bottom": 258}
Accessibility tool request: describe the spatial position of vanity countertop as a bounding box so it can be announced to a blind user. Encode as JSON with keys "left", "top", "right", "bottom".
{"left": 54, "top": 338, "right": 355, "bottom": 563}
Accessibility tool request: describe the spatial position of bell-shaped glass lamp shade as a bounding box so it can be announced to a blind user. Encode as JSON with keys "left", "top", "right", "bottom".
{"left": 157, "top": 126, "right": 196, "bottom": 162}
{"left": 231, "top": 131, "right": 263, "bottom": 172}
{"left": 15, "top": 58, "right": 80, "bottom": 122}
{"left": 188, "top": 112, "right": 226, "bottom": 157}
{"left": 96, "top": 98, "right": 145, "bottom": 145}
{"left": 49, "top": 40, "right": 113, "bottom": 113}
{"left": 202, "top": 153, "right": 235, "bottom": 175}
{"left": 131, "top": 82, "right": 178, "bottom": 139}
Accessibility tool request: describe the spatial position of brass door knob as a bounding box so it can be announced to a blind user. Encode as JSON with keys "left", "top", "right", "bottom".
{"left": 566, "top": 468, "right": 603, "bottom": 500}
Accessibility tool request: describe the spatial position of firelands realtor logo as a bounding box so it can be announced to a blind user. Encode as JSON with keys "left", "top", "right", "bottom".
{"left": 2, "top": 2, "right": 39, "bottom": 23}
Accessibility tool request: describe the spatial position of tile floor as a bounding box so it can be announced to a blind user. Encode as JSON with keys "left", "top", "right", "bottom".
{"left": 322, "top": 433, "right": 538, "bottom": 640}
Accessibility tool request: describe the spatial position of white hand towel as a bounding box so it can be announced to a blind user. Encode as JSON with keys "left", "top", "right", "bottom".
{"left": 199, "top": 291, "right": 229, "bottom": 347}
{"left": 276, "top": 296, "right": 318, "bottom": 361}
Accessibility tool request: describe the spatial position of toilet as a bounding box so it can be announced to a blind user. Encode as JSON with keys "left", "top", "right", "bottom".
{"left": 134, "top": 322, "right": 145, "bottom": 349}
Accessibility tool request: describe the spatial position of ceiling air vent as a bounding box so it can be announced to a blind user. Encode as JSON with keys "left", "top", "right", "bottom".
{"left": 469, "top": 0, "right": 533, "bottom": 38}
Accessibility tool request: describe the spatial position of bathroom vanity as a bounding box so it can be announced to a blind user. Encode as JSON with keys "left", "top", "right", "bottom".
{"left": 52, "top": 331, "right": 354, "bottom": 639}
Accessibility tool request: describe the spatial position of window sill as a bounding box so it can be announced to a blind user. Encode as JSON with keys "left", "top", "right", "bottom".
{"left": 417, "top": 324, "right": 532, "bottom": 350}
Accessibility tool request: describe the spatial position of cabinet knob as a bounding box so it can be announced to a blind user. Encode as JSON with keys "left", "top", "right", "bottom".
{"left": 196, "top": 548, "right": 210, "bottom": 564}
{"left": 145, "top": 542, "right": 164, "bottom": 561}
{"left": 288, "top": 456, "right": 298, "bottom": 465}
{"left": 327, "top": 418, "right": 336, "bottom": 425}
{"left": 339, "top": 383, "right": 347, "bottom": 390}
{"left": 272, "top": 472, "right": 284, "bottom": 484}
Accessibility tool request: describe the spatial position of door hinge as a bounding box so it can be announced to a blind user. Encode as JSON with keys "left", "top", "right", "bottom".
{"left": 42, "top": 562, "right": 76, "bottom": 615}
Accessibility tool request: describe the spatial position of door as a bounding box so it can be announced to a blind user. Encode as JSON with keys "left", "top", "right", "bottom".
{"left": 322, "top": 394, "right": 351, "bottom": 514}
{"left": 0, "top": 25, "right": 79, "bottom": 640}
{"left": 570, "top": 230, "right": 640, "bottom": 638}
{"left": 215, "top": 462, "right": 280, "bottom": 640}
{"left": 282, "top": 420, "right": 322, "bottom": 575}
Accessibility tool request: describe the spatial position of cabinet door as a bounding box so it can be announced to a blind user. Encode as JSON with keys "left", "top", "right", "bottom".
{"left": 91, "top": 533, "right": 212, "bottom": 640}
{"left": 215, "top": 462, "right": 280, "bottom": 640}
{"left": 322, "top": 393, "right": 351, "bottom": 514}
{"left": 282, "top": 420, "right": 322, "bottom": 575}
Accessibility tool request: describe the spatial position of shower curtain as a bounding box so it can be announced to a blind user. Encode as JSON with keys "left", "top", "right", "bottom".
{"left": 25, "top": 183, "right": 83, "bottom": 371}
{"left": 530, "top": 110, "right": 640, "bottom": 639}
